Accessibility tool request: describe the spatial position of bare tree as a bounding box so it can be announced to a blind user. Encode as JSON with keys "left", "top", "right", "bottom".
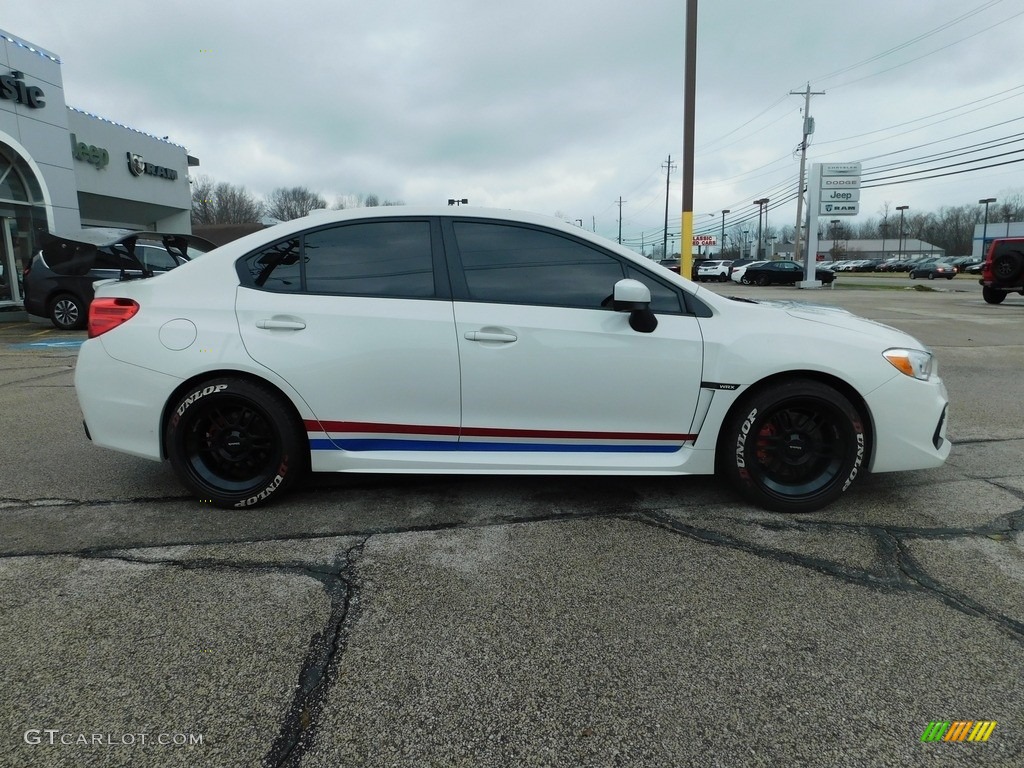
{"left": 266, "top": 186, "right": 328, "bottom": 221}
{"left": 190, "top": 175, "right": 264, "bottom": 224}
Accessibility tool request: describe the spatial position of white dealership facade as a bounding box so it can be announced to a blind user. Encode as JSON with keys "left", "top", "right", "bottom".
{"left": 0, "top": 28, "right": 197, "bottom": 311}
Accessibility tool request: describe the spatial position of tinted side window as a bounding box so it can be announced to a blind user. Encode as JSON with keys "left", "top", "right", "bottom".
{"left": 94, "top": 248, "right": 126, "bottom": 270}
{"left": 137, "top": 246, "right": 177, "bottom": 272}
{"left": 453, "top": 222, "right": 624, "bottom": 308}
{"left": 625, "top": 266, "right": 683, "bottom": 314}
{"left": 304, "top": 221, "right": 434, "bottom": 298}
{"left": 243, "top": 238, "right": 302, "bottom": 292}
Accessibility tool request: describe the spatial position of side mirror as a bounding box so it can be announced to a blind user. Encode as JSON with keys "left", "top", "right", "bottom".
{"left": 612, "top": 278, "right": 658, "bottom": 333}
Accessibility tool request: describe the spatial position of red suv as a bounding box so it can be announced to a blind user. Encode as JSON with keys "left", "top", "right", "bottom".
{"left": 980, "top": 238, "right": 1024, "bottom": 304}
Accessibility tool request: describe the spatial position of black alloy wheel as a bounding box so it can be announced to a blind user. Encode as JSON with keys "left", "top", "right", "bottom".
{"left": 720, "top": 380, "right": 868, "bottom": 513}
{"left": 165, "top": 378, "right": 306, "bottom": 508}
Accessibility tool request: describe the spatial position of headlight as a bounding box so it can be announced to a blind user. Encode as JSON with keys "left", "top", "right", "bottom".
{"left": 883, "top": 348, "right": 933, "bottom": 380}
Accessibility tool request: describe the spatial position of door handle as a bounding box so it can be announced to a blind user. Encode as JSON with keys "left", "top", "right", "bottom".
{"left": 464, "top": 331, "right": 517, "bottom": 343}
{"left": 256, "top": 319, "right": 306, "bottom": 330}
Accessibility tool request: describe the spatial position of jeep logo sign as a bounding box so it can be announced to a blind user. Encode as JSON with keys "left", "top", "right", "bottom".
{"left": 126, "top": 152, "right": 178, "bottom": 181}
{"left": 70, "top": 134, "right": 109, "bottom": 170}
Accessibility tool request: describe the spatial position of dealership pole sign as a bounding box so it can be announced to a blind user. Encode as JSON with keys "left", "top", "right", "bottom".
{"left": 817, "top": 162, "right": 861, "bottom": 217}
{"left": 800, "top": 162, "right": 862, "bottom": 288}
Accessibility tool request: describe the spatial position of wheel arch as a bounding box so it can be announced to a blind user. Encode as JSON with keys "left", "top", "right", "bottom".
{"left": 714, "top": 370, "right": 875, "bottom": 469}
{"left": 159, "top": 369, "right": 310, "bottom": 461}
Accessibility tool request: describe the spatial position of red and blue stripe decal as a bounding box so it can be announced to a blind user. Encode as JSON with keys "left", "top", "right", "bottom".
{"left": 305, "top": 420, "right": 694, "bottom": 453}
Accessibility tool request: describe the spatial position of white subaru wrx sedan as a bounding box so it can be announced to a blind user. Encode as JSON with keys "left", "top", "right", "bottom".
{"left": 74, "top": 207, "right": 950, "bottom": 512}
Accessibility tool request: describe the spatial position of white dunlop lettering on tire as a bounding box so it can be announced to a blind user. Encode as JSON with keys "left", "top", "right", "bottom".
{"left": 735, "top": 407, "right": 758, "bottom": 475}
{"left": 233, "top": 458, "right": 289, "bottom": 509}
{"left": 170, "top": 384, "right": 229, "bottom": 428}
{"left": 842, "top": 424, "right": 866, "bottom": 492}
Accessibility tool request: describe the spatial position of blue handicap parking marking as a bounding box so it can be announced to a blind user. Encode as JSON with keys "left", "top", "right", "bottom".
{"left": 10, "top": 339, "right": 85, "bottom": 349}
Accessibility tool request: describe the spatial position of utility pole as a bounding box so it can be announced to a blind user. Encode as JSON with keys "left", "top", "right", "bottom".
{"left": 662, "top": 155, "right": 676, "bottom": 261}
{"left": 616, "top": 197, "right": 626, "bottom": 244}
{"left": 790, "top": 83, "right": 824, "bottom": 269}
{"left": 680, "top": 0, "right": 698, "bottom": 281}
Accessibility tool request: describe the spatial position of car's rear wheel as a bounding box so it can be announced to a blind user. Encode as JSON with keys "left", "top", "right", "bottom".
{"left": 165, "top": 378, "right": 307, "bottom": 508}
{"left": 982, "top": 286, "right": 1007, "bottom": 304}
{"left": 741, "top": 275, "right": 752, "bottom": 285}
{"left": 48, "top": 293, "right": 85, "bottom": 330}
{"left": 719, "top": 380, "right": 868, "bottom": 513}
{"left": 927, "top": 273, "right": 935, "bottom": 280}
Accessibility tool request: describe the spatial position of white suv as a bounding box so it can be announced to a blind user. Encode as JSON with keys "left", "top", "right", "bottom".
{"left": 696, "top": 260, "right": 732, "bottom": 282}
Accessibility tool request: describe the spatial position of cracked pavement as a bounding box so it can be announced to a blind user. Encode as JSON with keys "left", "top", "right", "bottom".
{"left": 1, "top": 288, "right": 1023, "bottom": 767}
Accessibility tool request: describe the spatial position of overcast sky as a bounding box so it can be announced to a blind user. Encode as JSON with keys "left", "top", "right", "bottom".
{"left": 13, "top": 0, "right": 1024, "bottom": 248}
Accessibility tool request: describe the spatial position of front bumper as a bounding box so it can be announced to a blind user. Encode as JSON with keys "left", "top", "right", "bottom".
{"left": 866, "top": 372, "right": 950, "bottom": 473}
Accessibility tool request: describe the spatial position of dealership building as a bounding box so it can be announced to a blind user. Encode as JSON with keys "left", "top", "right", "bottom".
{"left": 0, "top": 28, "right": 197, "bottom": 312}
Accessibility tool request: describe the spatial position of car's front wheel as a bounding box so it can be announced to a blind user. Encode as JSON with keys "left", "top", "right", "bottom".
{"left": 719, "top": 380, "right": 868, "bottom": 513}
{"left": 49, "top": 293, "right": 85, "bottom": 330}
{"left": 165, "top": 378, "right": 307, "bottom": 508}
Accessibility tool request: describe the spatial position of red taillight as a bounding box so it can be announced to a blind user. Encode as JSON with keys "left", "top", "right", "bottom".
{"left": 88, "top": 297, "right": 140, "bottom": 338}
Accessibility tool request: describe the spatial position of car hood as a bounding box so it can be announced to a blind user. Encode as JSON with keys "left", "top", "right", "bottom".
{"left": 752, "top": 298, "right": 921, "bottom": 345}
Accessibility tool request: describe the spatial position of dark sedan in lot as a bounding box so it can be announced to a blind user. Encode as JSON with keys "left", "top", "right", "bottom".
{"left": 908, "top": 260, "right": 957, "bottom": 280}
{"left": 739, "top": 260, "right": 835, "bottom": 286}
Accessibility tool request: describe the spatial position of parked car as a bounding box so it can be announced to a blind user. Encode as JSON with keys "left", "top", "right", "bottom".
{"left": 729, "top": 260, "right": 767, "bottom": 283}
{"left": 658, "top": 259, "right": 680, "bottom": 274}
{"left": 979, "top": 237, "right": 1024, "bottom": 304}
{"left": 696, "top": 260, "right": 732, "bottom": 282}
{"left": 909, "top": 260, "right": 957, "bottom": 280}
{"left": 739, "top": 260, "right": 836, "bottom": 286}
{"left": 23, "top": 229, "right": 214, "bottom": 330}
{"left": 949, "top": 256, "right": 981, "bottom": 275}
{"left": 73, "top": 207, "right": 949, "bottom": 513}
{"left": 727, "top": 258, "right": 761, "bottom": 277}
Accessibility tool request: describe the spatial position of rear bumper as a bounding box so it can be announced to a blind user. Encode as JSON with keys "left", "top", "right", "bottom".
{"left": 74, "top": 338, "right": 179, "bottom": 461}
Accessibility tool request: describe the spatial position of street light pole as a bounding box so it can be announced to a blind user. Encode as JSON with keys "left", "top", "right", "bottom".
{"left": 830, "top": 219, "right": 840, "bottom": 259}
{"left": 979, "top": 197, "right": 996, "bottom": 258}
{"left": 720, "top": 209, "right": 730, "bottom": 257}
{"left": 754, "top": 198, "right": 769, "bottom": 258}
{"left": 896, "top": 205, "right": 909, "bottom": 260}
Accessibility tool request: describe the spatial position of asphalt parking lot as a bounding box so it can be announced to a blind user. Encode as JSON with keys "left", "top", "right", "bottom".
{"left": 1, "top": 283, "right": 1022, "bottom": 767}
